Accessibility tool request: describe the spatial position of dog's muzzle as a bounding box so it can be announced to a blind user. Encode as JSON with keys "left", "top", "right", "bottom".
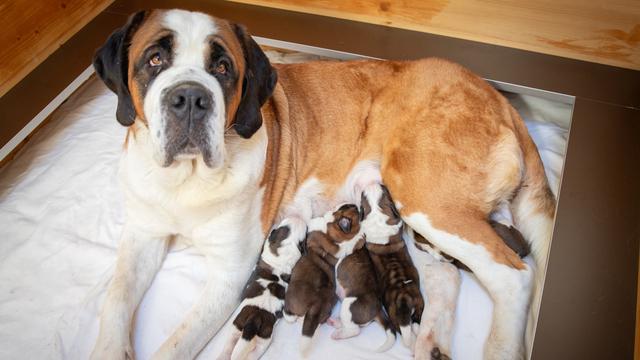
{"left": 167, "top": 82, "right": 212, "bottom": 123}
{"left": 162, "top": 82, "right": 216, "bottom": 166}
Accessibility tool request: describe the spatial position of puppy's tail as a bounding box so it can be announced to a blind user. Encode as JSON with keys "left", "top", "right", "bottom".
{"left": 301, "top": 301, "right": 330, "bottom": 356}
{"left": 375, "top": 308, "right": 397, "bottom": 352}
{"left": 394, "top": 293, "right": 417, "bottom": 348}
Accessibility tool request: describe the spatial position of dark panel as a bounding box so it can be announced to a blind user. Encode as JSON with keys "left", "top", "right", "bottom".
{"left": 108, "top": 0, "right": 640, "bottom": 108}
{"left": 533, "top": 100, "right": 640, "bottom": 359}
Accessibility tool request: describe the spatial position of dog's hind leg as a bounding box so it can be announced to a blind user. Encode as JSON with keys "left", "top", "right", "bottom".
{"left": 404, "top": 212, "right": 532, "bottom": 360}
{"left": 330, "top": 297, "right": 362, "bottom": 340}
{"left": 410, "top": 255, "right": 460, "bottom": 360}
{"left": 91, "top": 227, "right": 170, "bottom": 360}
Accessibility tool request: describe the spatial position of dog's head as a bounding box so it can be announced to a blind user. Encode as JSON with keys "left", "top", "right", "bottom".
{"left": 360, "top": 184, "right": 402, "bottom": 225}
{"left": 93, "top": 9, "right": 277, "bottom": 168}
{"left": 306, "top": 204, "right": 364, "bottom": 260}
{"left": 326, "top": 204, "right": 362, "bottom": 244}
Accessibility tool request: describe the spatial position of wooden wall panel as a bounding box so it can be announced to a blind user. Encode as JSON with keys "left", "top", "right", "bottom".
{"left": 0, "top": 0, "right": 114, "bottom": 97}
{"left": 227, "top": 0, "right": 640, "bottom": 70}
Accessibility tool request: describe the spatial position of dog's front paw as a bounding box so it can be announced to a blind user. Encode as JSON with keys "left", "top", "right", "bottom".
{"left": 90, "top": 336, "right": 134, "bottom": 360}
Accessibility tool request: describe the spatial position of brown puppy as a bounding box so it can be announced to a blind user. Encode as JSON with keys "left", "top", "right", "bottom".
{"left": 323, "top": 204, "right": 395, "bottom": 351}
{"left": 283, "top": 216, "right": 340, "bottom": 355}
{"left": 360, "top": 184, "right": 425, "bottom": 349}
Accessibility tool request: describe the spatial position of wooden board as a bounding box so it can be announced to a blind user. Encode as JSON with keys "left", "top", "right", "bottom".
{"left": 0, "top": 0, "right": 114, "bottom": 97}
{"left": 227, "top": 0, "right": 640, "bottom": 70}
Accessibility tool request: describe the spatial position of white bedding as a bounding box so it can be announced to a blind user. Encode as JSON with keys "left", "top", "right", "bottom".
{"left": 0, "top": 67, "right": 570, "bottom": 360}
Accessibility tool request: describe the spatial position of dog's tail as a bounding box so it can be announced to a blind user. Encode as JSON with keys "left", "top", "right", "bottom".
{"left": 300, "top": 301, "right": 332, "bottom": 356}
{"left": 375, "top": 307, "right": 396, "bottom": 352}
{"left": 509, "top": 107, "right": 557, "bottom": 348}
{"left": 393, "top": 292, "right": 417, "bottom": 348}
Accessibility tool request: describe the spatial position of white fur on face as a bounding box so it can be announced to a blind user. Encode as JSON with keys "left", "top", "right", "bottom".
{"left": 143, "top": 10, "right": 226, "bottom": 168}
{"left": 260, "top": 217, "right": 307, "bottom": 275}
{"left": 361, "top": 184, "right": 402, "bottom": 245}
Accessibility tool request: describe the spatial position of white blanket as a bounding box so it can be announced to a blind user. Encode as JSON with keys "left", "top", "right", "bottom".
{"left": 0, "top": 74, "right": 569, "bottom": 360}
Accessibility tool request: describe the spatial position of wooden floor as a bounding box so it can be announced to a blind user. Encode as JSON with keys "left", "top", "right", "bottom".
{"left": 228, "top": 0, "right": 640, "bottom": 70}
{"left": 0, "top": 0, "right": 114, "bottom": 97}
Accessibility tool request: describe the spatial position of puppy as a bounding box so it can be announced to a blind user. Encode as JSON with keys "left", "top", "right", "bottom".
{"left": 283, "top": 219, "right": 339, "bottom": 355}
{"left": 360, "top": 184, "right": 425, "bottom": 349}
{"left": 323, "top": 204, "right": 395, "bottom": 351}
{"left": 219, "top": 219, "right": 305, "bottom": 360}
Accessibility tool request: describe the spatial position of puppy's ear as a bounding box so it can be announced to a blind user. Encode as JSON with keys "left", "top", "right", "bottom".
{"left": 93, "top": 11, "right": 147, "bottom": 126}
{"left": 232, "top": 24, "right": 277, "bottom": 138}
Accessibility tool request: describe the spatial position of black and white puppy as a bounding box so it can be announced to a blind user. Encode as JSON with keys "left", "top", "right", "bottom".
{"left": 315, "top": 204, "right": 396, "bottom": 351}
{"left": 219, "top": 219, "right": 305, "bottom": 360}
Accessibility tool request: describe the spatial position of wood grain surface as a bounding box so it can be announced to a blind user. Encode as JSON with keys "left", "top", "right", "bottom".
{"left": 227, "top": 0, "right": 640, "bottom": 70}
{"left": 0, "top": 0, "right": 114, "bottom": 97}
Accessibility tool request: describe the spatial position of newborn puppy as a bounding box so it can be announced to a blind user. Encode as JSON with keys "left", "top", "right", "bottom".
{"left": 283, "top": 217, "right": 339, "bottom": 355}
{"left": 327, "top": 204, "right": 395, "bottom": 351}
{"left": 360, "top": 184, "right": 424, "bottom": 349}
{"left": 219, "top": 219, "right": 306, "bottom": 360}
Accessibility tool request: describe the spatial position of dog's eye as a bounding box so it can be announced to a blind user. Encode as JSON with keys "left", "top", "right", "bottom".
{"left": 215, "top": 60, "right": 228, "bottom": 75}
{"left": 149, "top": 53, "right": 163, "bottom": 67}
{"left": 338, "top": 217, "right": 352, "bottom": 233}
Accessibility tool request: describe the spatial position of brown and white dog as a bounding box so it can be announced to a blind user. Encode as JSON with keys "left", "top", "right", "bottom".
{"left": 282, "top": 209, "right": 342, "bottom": 355}
{"left": 321, "top": 204, "right": 396, "bottom": 350}
{"left": 91, "top": 8, "right": 555, "bottom": 360}
{"left": 360, "top": 184, "right": 424, "bottom": 349}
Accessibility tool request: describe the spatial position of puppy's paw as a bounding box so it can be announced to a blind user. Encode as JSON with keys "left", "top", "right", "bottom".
{"left": 229, "top": 305, "right": 278, "bottom": 360}
{"left": 331, "top": 326, "right": 360, "bottom": 340}
{"left": 283, "top": 311, "right": 298, "bottom": 323}
{"left": 327, "top": 317, "right": 343, "bottom": 328}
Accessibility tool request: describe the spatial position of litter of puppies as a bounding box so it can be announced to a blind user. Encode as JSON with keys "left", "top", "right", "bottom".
{"left": 224, "top": 182, "right": 529, "bottom": 359}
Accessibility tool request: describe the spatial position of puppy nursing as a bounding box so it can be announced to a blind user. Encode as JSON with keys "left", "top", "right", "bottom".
{"left": 227, "top": 184, "right": 530, "bottom": 359}
{"left": 282, "top": 212, "right": 340, "bottom": 354}
{"left": 360, "top": 184, "right": 425, "bottom": 348}
{"left": 220, "top": 219, "right": 306, "bottom": 360}
{"left": 283, "top": 203, "right": 397, "bottom": 354}
{"left": 329, "top": 205, "right": 394, "bottom": 348}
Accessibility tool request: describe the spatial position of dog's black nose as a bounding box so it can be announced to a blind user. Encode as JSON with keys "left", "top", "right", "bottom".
{"left": 167, "top": 83, "right": 212, "bottom": 122}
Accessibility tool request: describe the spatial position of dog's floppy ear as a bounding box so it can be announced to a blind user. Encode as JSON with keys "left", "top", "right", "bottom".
{"left": 93, "top": 11, "right": 147, "bottom": 127}
{"left": 232, "top": 24, "right": 278, "bottom": 138}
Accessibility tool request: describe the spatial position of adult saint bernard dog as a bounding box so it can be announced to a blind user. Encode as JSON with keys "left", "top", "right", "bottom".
{"left": 90, "top": 8, "right": 555, "bottom": 360}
